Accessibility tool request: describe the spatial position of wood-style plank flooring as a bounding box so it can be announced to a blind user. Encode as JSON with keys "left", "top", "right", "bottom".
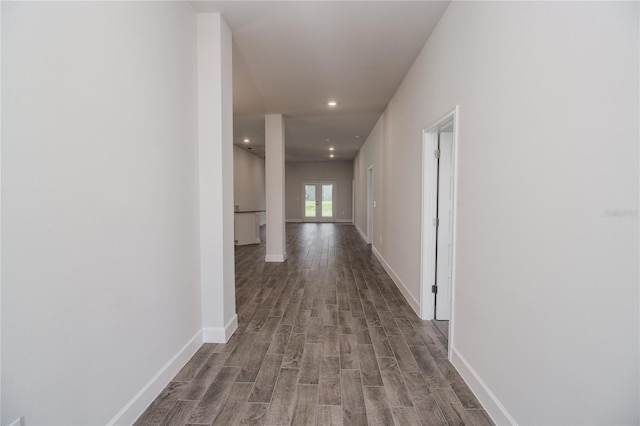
{"left": 135, "top": 223, "right": 493, "bottom": 426}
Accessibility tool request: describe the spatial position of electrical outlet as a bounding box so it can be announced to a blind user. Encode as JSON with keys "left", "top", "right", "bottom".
{"left": 373, "top": 201, "right": 377, "bottom": 207}
{"left": 379, "top": 235, "right": 382, "bottom": 244}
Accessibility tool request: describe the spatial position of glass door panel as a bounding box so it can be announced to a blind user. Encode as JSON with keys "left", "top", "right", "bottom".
{"left": 305, "top": 184, "right": 317, "bottom": 218}
{"left": 321, "top": 184, "right": 333, "bottom": 217}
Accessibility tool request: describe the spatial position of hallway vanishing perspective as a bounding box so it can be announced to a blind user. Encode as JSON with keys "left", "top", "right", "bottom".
{"left": 135, "top": 223, "right": 493, "bottom": 425}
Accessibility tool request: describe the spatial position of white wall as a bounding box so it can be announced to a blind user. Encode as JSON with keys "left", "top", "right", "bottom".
{"left": 234, "top": 146, "right": 266, "bottom": 225}
{"left": 286, "top": 161, "right": 353, "bottom": 221}
{"left": 353, "top": 2, "right": 639, "bottom": 425}
{"left": 2, "top": 2, "right": 202, "bottom": 424}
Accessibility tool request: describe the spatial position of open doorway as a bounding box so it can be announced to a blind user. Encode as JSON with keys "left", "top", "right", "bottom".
{"left": 420, "top": 106, "right": 459, "bottom": 356}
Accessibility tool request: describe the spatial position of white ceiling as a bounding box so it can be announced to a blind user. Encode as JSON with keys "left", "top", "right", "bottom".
{"left": 192, "top": 1, "right": 450, "bottom": 161}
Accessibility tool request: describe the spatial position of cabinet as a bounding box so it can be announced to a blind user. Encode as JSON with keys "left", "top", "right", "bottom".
{"left": 234, "top": 212, "right": 261, "bottom": 245}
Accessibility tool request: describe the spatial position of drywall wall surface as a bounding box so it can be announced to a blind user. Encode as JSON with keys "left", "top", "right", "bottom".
{"left": 2, "top": 2, "right": 201, "bottom": 424}
{"left": 285, "top": 161, "right": 353, "bottom": 221}
{"left": 234, "top": 146, "right": 266, "bottom": 224}
{"left": 354, "top": 1, "right": 639, "bottom": 424}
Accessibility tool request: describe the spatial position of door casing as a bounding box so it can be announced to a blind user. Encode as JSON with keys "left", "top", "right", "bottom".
{"left": 420, "top": 106, "right": 459, "bottom": 357}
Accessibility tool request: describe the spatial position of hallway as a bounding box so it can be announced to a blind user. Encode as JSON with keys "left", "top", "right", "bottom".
{"left": 135, "top": 223, "right": 493, "bottom": 425}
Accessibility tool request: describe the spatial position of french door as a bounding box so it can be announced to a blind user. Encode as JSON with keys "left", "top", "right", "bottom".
{"left": 303, "top": 182, "right": 335, "bottom": 222}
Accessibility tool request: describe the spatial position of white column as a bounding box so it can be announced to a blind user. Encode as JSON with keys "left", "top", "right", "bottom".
{"left": 197, "top": 13, "right": 237, "bottom": 342}
{"left": 265, "top": 114, "right": 287, "bottom": 262}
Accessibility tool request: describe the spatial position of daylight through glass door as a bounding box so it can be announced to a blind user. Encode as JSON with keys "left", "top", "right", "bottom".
{"left": 303, "top": 183, "right": 334, "bottom": 221}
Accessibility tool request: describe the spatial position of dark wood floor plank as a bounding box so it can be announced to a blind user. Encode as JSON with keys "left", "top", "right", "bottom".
{"left": 211, "top": 382, "right": 253, "bottom": 426}
{"left": 322, "top": 325, "right": 339, "bottom": 357}
{"left": 413, "top": 324, "right": 448, "bottom": 359}
{"left": 369, "top": 326, "right": 394, "bottom": 358}
{"left": 466, "top": 409, "right": 495, "bottom": 426}
{"left": 290, "top": 384, "right": 319, "bottom": 426}
{"left": 134, "top": 382, "right": 189, "bottom": 426}
{"left": 377, "top": 311, "right": 402, "bottom": 336}
{"left": 413, "top": 396, "right": 449, "bottom": 426}
{"left": 282, "top": 332, "right": 306, "bottom": 368}
{"left": 299, "top": 343, "right": 322, "bottom": 384}
{"left": 432, "top": 388, "right": 476, "bottom": 426}
{"left": 341, "top": 370, "right": 368, "bottom": 426}
{"left": 339, "top": 334, "right": 359, "bottom": 370}
{"left": 237, "top": 341, "right": 270, "bottom": 383}
{"left": 188, "top": 366, "right": 240, "bottom": 424}
{"left": 377, "top": 357, "right": 413, "bottom": 407}
{"left": 257, "top": 316, "right": 281, "bottom": 343}
{"left": 248, "top": 354, "right": 283, "bottom": 403}
{"left": 317, "top": 405, "right": 343, "bottom": 426}
{"left": 401, "top": 371, "right": 432, "bottom": 400}
{"left": 159, "top": 400, "right": 197, "bottom": 426}
{"left": 173, "top": 344, "right": 217, "bottom": 382}
{"left": 351, "top": 316, "right": 372, "bottom": 345}
{"left": 387, "top": 335, "right": 420, "bottom": 372}
{"left": 357, "top": 344, "right": 383, "bottom": 386}
{"left": 182, "top": 352, "right": 230, "bottom": 401}
{"left": 409, "top": 345, "right": 450, "bottom": 388}
{"left": 238, "top": 403, "right": 268, "bottom": 426}
{"left": 391, "top": 406, "right": 422, "bottom": 425}
{"left": 225, "top": 332, "right": 260, "bottom": 367}
{"left": 264, "top": 368, "right": 300, "bottom": 425}
{"left": 268, "top": 324, "right": 292, "bottom": 355}
{"left": 307, "top": 316, "right": 324, "bottom": 343}
{"left": 435, "top": 358, "right": 482, "bottom": 409}
{"left": 362, "top": 386, "right": 394, "bottom": 425}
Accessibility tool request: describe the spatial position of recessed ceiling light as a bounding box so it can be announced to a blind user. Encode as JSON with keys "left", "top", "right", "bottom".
{"left": 329, "top": 147, "right": 334, "bottom": 151}
{"left": 330, "top": 154, "right": 334, "bottom": 158}
{"left": 328, "top": 101, "right": 337, "bottom": 107}
{"left": 355, "top": 135, "right": 360, "bottom": 139}
{"left": 243, "top": 138, "right": 250, "bottom": 143}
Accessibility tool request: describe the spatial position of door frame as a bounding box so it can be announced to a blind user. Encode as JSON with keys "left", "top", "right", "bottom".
{"left": 420, "top": 106, "right": 459, "bottom": 356}
{"left": 366, "top": 166, "right": 374, "bottom": 244}
{"left": 302, "top": 181, "right": 336, "bottom": 222}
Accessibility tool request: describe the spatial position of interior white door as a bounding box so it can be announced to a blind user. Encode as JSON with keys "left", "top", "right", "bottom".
{"left": 435, "top": 132, "right": 454, "bottom": 320}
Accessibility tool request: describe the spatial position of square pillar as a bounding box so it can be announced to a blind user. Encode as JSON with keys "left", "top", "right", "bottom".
{"left": 197, "top": 13, "right": 237, "bottom": 342}
{"left": 265, "top": 114, "right": 287, "bottom": 262}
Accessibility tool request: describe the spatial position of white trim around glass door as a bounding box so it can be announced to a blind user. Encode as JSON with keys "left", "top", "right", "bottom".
{"left": 302, "top": 182, "right": 336, "bottom": 222}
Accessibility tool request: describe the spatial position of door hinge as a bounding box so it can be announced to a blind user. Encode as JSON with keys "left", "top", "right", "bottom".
{"left": 434, "top": 149, "right": 440, "bottom": 159}
{"left": 432, "top": 285, "right": 438, "bottom": 294}
{"left": 433, "top": 217, "right": 439, "bottom": 227}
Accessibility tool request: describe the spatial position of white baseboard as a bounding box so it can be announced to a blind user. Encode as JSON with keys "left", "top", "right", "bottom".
{"left": 354, "top": 223, "right": 369, "bottom": 243}
{"left": 203, "top": 314, "right": 238, "bottom": 343}
{"left": 265, "top": 254, "right": 287, "bottom": 262}
{"left": 336, "top": 219, "right": 353, "bottom": 223}
{"left": 106, "top": 329, "right": 203, "bottom": 426}
{"left": 371, "top": 246, "right": 420, "bottom": 316}
{"left": 285, "top": 219, "right": 302, "bottom": 223}
{"left": 451, "top": 347, "right": 517, "bottom": 426}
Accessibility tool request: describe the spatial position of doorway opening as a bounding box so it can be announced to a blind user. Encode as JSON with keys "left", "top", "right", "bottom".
{"left": 366, "top": 166, "right": 374, "bottom": 244}
{"left": 303, "top": 182, "right": 336, "bottom": 222}
{"left": 420, "top": 106, "right": 459, "bottom": 355}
